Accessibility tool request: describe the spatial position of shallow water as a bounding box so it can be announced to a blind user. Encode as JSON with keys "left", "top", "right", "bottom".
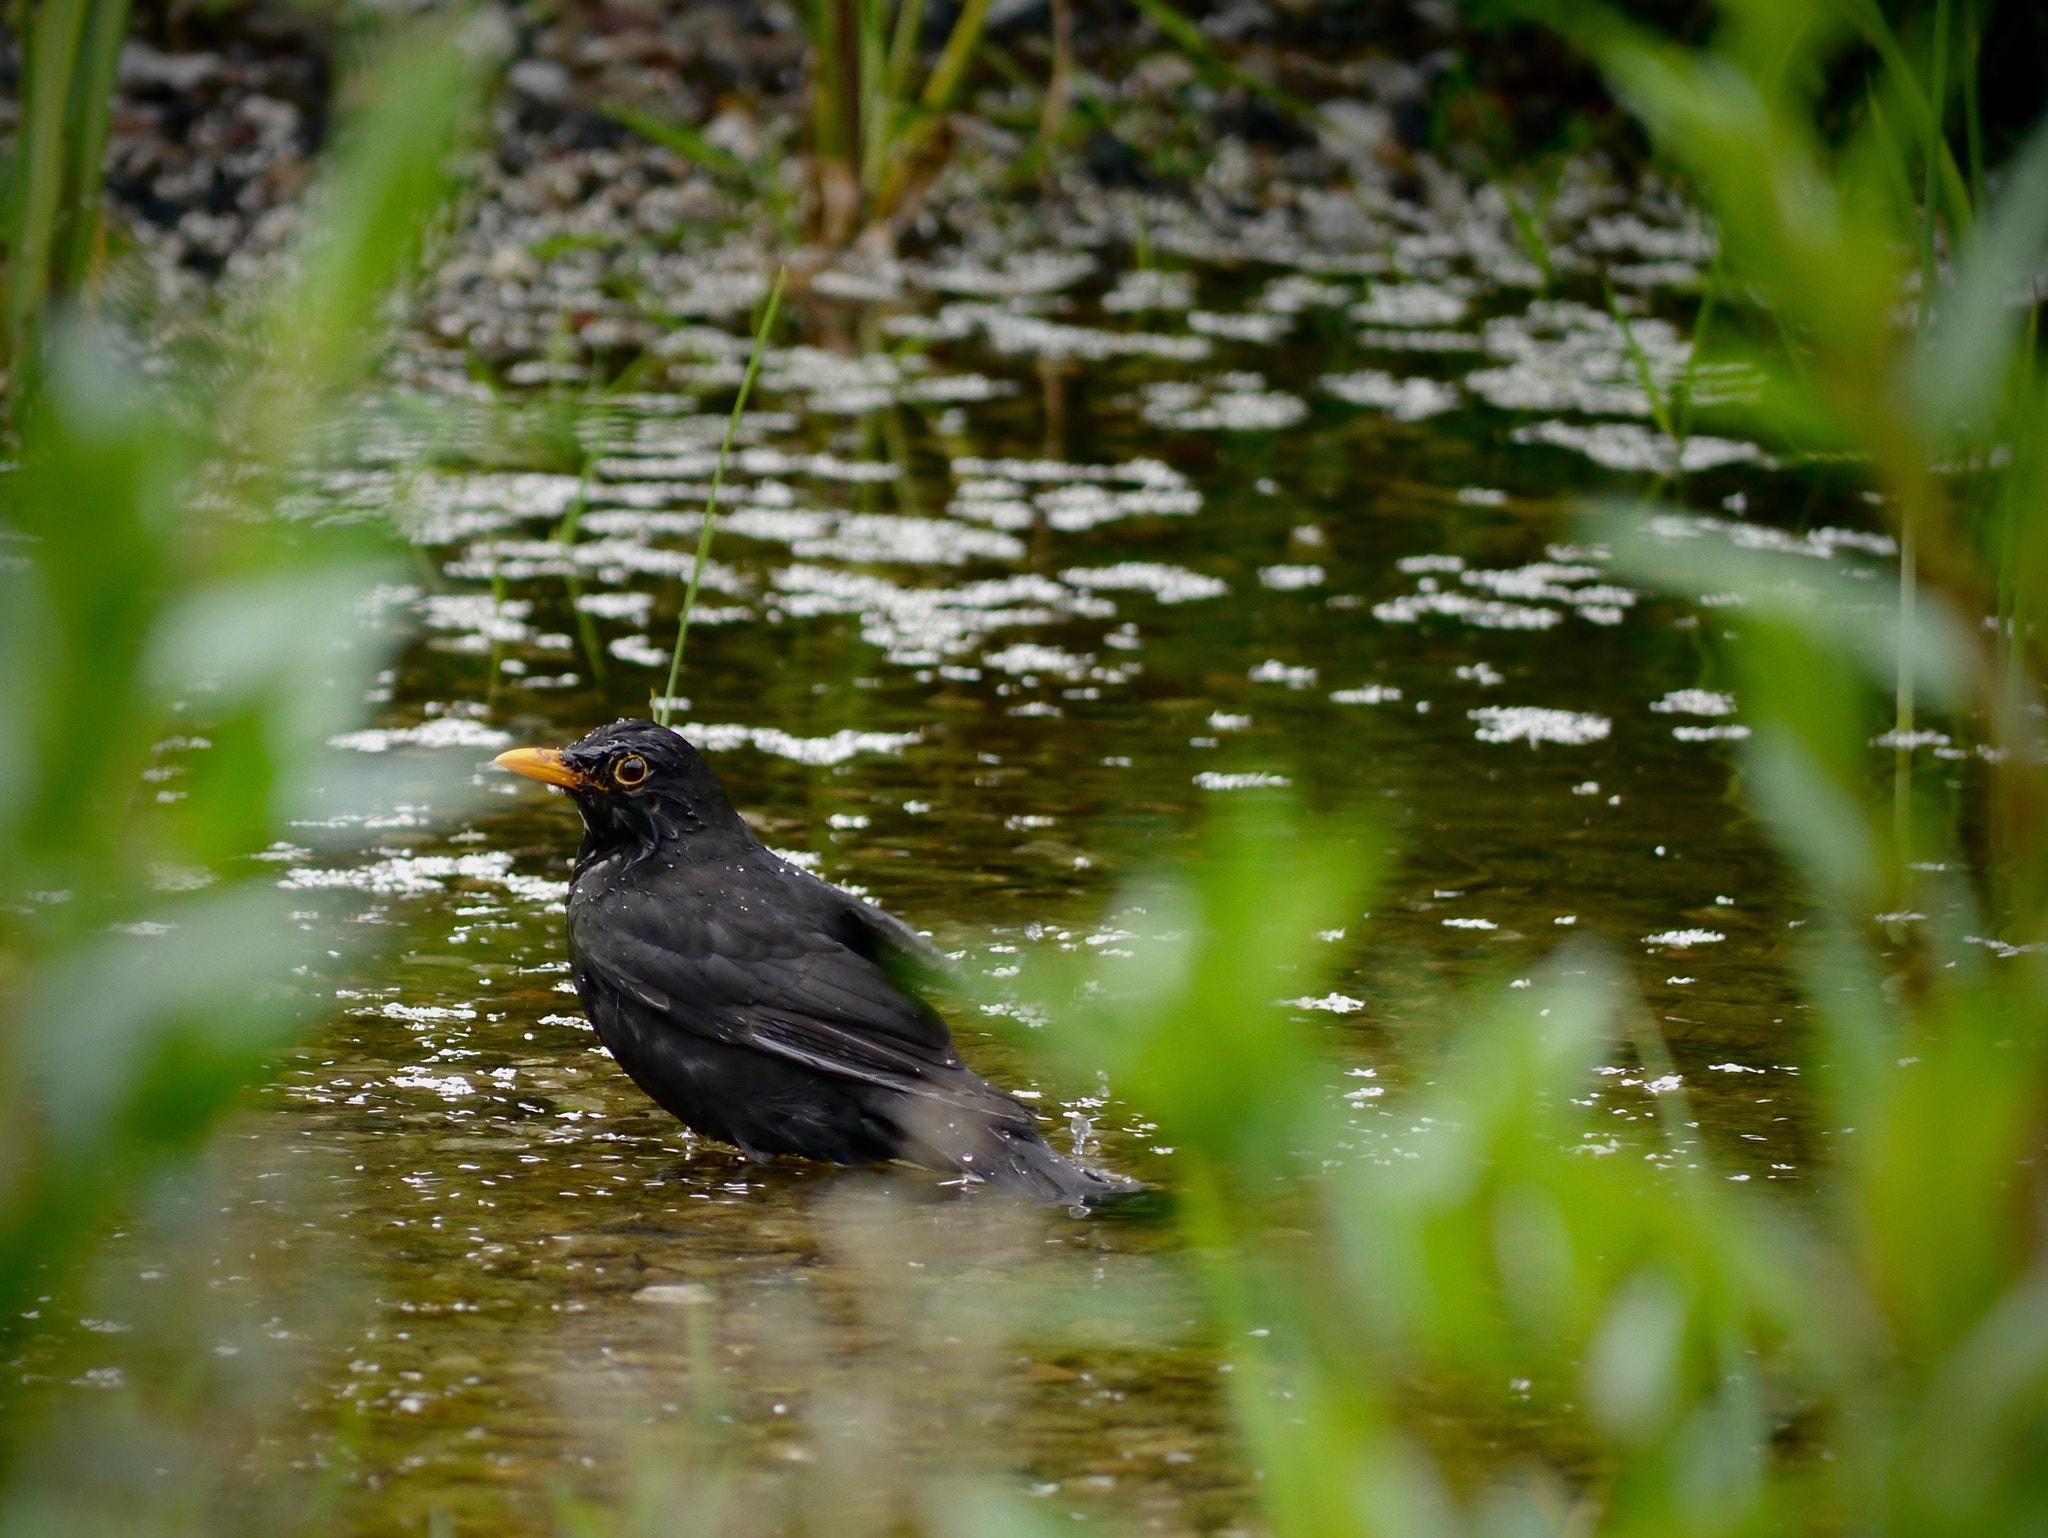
{"left": 65, "top": 185, "right": 1889, "bottom": 1533}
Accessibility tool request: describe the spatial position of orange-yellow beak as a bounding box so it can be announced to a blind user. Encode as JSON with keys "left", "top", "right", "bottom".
{"left": 492, "top": 747, "right": 591, "bottom": 791}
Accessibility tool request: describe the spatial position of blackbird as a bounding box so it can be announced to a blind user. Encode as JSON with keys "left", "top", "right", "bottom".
{"left": 495, "top": 719, "right": 1136, "bottom": 1205}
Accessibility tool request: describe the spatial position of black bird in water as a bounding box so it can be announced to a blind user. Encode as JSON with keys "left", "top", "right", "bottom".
{"left": 495, "top": 720, "right": 1136, "bottom": 1205}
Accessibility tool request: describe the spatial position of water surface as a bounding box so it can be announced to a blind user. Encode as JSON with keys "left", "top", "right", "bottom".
{"left": 73, "top": 181, "right": 1877, "bottom": 1533}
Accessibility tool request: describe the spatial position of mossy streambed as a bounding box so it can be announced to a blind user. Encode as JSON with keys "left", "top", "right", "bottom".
{"left": 81, "top": 189, "right": 1883, "bottom": 1532}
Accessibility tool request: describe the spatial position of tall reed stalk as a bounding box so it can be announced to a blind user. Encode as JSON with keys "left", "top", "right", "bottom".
{"left": 655, "top": 267, "right": 785, "bottom": 727}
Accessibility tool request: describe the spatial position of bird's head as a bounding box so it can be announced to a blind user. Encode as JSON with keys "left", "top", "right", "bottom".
{"left": 494, "top": 720, "right": 749, "bottom": 854}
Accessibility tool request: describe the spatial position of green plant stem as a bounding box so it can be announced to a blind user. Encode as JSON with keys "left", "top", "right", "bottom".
{"left": 554, "top": 464, "right": 606, "bottom": 686}
{"left": 1919, "top": 0, "right": 1951, "bottom": 340}
{"left": 1896, "top": 507, "right": 1917, "bottom": 859}
{"left": 602, "top": 105, "right": 795, "bottom": 239}
{"left": 878, "top": 399, "right": 921, "bottom": 516}
{"left": 1608, "top": 296, "right": 1673, "bottom": 442}
{"left": 808, "top": 0, "right": 853, "bottom": 164}
{"left": 1962, "top": 1, "right": 1985, "bottom": 209}
{"left": 1500, "top": 180, "right": 1557, "bottom": 291}
{"left": 597, "top": 102, "right": 751, "bottom": 182}
{"left": 656, "top": 267, "right": 785, "bottom": 726}
{"left": 885, "top": 0, "right": 926, "bottom": 97}
{"left": 1037, "top": 0, "right": 1073, "bottom": 173}
{"left": 6, "top": 0, "right": 85, "bottom": 373}
{"left": 1627, "top": 1006, "right": 1706, "bottom": 1171}
{"left": 52, "top": 0, "right": 130, "bottom": 296}
{"left": 837, "top": 0, "right": 864, "bottom": 165}
{"left": 2009, "top": 296, "right": 2041, "bottom": 673}
{"left": 1670, "top": 239, "right": 1724, "bottom": 499}
{"left": 1841, "top": 0, "right": 1974, "bottom": 243}
{"left": 858, "top": 0, "right": 891, "bottom": 193}
{"left": 919, "top": 0, "right": 991, "bottom": 110}
{"left": 1604, "top": 281, "right": 1678, "bottom": 497}
{"left": 4, "top": 0, "right": 133, "bottom": 400}
{"left": 1126, "top": 0, "right": 1309, "bottom": 117}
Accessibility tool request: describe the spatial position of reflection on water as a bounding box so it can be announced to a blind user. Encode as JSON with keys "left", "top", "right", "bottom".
{"left": 55, "top": 176, "right": 1875, "bottom": 1531}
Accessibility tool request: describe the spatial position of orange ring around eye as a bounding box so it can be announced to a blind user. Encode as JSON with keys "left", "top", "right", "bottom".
{"left": 614, "top": 754, "right": 649, "bottom": 788}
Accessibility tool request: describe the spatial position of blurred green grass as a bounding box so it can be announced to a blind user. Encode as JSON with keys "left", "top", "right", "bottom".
{"left": 1001, "top": 4, "right": 2048, "bottom": 1537}
{"left": 0, "top": 1, "right": 495, "bottom": 1483}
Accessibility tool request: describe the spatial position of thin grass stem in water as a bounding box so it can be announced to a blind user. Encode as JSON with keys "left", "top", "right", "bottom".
{"left": 1919, "top": 0, "right": 1952, "bottom": 338}
{"left": 1896, "top": 505, "right": 1917, "bottom": 856}
{"left": 1963, "top": 1, "right": 1985, "bottom": 208}
{"left": 1668, "top": 236, "right": 1724, "bottom": 499}
{"left": 1604, "top": 281, "right": 1675, "bottom": 444}
{"left": 1125, "top": 0, "right": 1308, "bottom": 116}
{"left": 1499, "top": 180, "right": 1557, "bottom": 291}
{"left": 1038, "top": 0, "right": 1073, "bottom": 175}
{"left": 655, "top": 266, "right": 786, "bottom": 726}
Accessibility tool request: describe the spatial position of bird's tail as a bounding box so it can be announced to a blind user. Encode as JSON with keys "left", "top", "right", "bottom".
{"left": 899, "top": 1078, "right": 1144, "bottom": 1206}
{"left": 899, "top": 1092, "right": 1142, "bottom": 1206}
{"left": 980, "top": 1122, "right": 1145, "bottom": 1207}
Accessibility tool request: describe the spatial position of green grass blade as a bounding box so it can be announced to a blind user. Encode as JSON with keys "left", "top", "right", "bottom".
{"left": 5, "top": 0, "right": 91, "bottom": 392}
{"left": 1499, "top": 181, "right": 1557, "bottom": 290}
{"left": 886, "top": 0, "right": 928, "bottom": 98}
{"left": 1962, "top": 0, "right": 1985, "bottom": 207}
{"left": 240, "top": 16, "right": 494, "bottom": 463}
{"left": 1604, "top": 281, "right": 1676, "bottom": 443}
{"left": 1837, "top": 0, "right": 1974, "bottom": 242}
{"left": 598, "top": 101, "right": 753, "bottom": 183}
{"left": 919, "top": 0, "right": 991, "bottom": 110}
{"left": 1124, "top": 0, "right": 1309, "bottom": 117}
{"left": 48, "top": 0, "right": 132, "bottom": 303}
{"left": 656, "top": 267, "right": 786, "bottom": 725}
{"left": 1911, "top": 112, "right": 2048, "bottom": 437}
{"left": 1918, "top": 0, "right": 1952, "bottom": 340}
{"left": 811, "top": 0, "right": 849, "bottom": 161}
{"left": 859, "top": 0, "right": 896, "bottom": 193}
{"left": 1670, "top": 238, "right": 1724, "bottom": 454}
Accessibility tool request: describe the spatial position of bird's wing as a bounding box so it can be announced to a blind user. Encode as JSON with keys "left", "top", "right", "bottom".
{"left": 795, "top": 864, "right": 960, "bottom": 993}
{"left": 569, "top": 862, "right": 983, "bottom": 1100}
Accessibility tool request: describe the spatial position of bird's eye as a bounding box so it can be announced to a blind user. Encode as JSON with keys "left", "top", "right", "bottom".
{"left": 613, "top": 755, "right": 649, "bottom": 788}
